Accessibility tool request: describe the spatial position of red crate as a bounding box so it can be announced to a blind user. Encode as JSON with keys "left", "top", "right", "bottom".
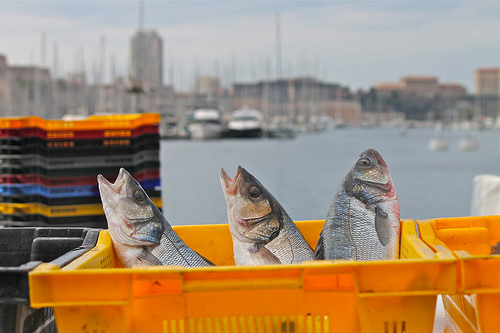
{"left": 0, "top": 169, "right": 160, "bottom": 187}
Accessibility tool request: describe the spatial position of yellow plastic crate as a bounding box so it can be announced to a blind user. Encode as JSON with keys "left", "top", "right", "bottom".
{"left": 0, "top": 197, "right": 162, "bottom": 217}
{"left": 415, "top": 216, "right": 500, "bottom": 333}
{"left": 0, "top": 113, "right": 160, "bottom": 131}
{"left": 29, "top": 219, "right": 456, "bottom": 333}
{"left": 0, "top": 116, "right": 41, "bottom": 129}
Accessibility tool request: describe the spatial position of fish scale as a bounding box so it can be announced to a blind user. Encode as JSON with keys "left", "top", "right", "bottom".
{"left": 265, "top": 216, "right": 315, "bottom": 264}
{"left": 148, "top": 228, "right": 214, "bottom": 267}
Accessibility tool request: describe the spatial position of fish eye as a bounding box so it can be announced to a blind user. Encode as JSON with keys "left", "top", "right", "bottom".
{"left": 249, "top": 186, "right": 261, "bottom": 199}
{"left": 133, "top": 189, "right": 146, "bottom": 203}
{"left": 357, "top": 158, "right": 372, "bottom": 168}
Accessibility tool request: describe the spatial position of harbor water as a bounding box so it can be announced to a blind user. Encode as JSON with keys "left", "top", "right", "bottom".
{"left": 160, "top": 127, "right": 500, "bottom": 225}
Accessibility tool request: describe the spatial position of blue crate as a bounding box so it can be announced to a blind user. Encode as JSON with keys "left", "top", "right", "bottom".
{"left": 0, "top": 178, "right": 160, "bottom": 198}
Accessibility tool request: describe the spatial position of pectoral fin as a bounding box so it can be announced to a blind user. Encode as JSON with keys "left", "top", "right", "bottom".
{"left": 249, "top": 243, "right": 281, "bottom": 265}
{"left": 375, "top": 206, "right": 390, "bottom": 246}
{"left": 138, "top": 248, "right": 163, "bottom": 266}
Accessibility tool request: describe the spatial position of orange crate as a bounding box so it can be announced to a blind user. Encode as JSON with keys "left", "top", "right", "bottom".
{"left": 416, "top": 216, "right": 500, "bottom": 333}
{"left": 0, "top": 116, "right": 44, "bottom": 129}
{"left": 0, "top": 113, "right": 160, "bottom": 131}
{"left": 45, "top": 113, "right": 160, "bottom": 131}
{"left": 29, "top": 220, "right": 456, "bottom": 333}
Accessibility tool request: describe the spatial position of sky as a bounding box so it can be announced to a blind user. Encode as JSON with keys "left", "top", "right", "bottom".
{"left": 0, "top": 1, "right": 498, "bottom": 92}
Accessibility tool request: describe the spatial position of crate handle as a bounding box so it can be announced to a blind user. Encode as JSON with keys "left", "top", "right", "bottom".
{"left": 50, "top": 229, "right": 102, "bottom": 268}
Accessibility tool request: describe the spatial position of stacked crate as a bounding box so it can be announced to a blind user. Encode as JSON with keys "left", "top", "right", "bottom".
{"left": 0, "top": 113, "right": 162, "bottom": 228}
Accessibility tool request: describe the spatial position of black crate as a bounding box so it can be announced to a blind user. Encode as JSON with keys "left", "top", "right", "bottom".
{"left": 13, "top": 160, "right": 160, "bottom": 178}
{"left": 19, "top": 141, "right": 160, "bottom": 158}
{"left": 18, "top": 133, "right": 159, "bottom": 148}
{"left": 17, "top": 149, "right": 159, "bottom": 170}
{"left": 0, "top": 214, "right": 109, "bottom": 228}
{"left": 0, "top": 227, "right": 101, "bottom": 333}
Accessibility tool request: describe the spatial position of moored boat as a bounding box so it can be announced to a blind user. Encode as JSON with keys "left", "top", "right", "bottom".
{"left": 225, "top": 108, "right": 264, "bottom": 138}
{"left": 186, "top": 108, "right": 224, "bottom": 140}
{"left": 429, "top": 137, "right": 449, "bottom": 152}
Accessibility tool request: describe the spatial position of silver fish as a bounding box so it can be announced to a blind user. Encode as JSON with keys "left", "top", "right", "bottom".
{"left": 220, "top": 166, "right": 314, "bottom": 265}
{"left": 98, "top": 168, "right": 214, "bottom": 268}
{"left": 491, "top": 241, "right": 500, "bottom": 255}
{"left": 315, "top": 148, "right": 400, "bottom": 261}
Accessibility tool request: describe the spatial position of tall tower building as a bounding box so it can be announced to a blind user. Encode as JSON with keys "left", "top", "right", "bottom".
{"left": 130, "top": 30, "right": 163, "bottom": 90}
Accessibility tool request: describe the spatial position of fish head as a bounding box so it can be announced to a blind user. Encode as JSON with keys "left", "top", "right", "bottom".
{"left": 220, "top": 166, "right": 282, "bottom": 244}
{"left": 98, "top": 168, "right": 165, "bottom": 247}
{"left": 347, "top": 148, "right": 397, "bottom": 202}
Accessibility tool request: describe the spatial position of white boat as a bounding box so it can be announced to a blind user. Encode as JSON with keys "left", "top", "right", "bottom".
{"left": 226, "top": 108, "right": 264, "bottom": 138}
{"left": 429, "top": 137, "right": 449, "bottom": 152}
{"left": 186, "top": 108, "right": 224, "bottom": 140}
{"left": 459, "top": 136, "right": 479, "bottom": 152}
{"left": 266, "top": 116, "right": 296, "bottom": 139}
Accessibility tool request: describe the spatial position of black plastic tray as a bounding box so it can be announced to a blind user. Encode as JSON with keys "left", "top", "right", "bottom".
{"left": 0, "top": 227, "right": 101, "bottom": 333}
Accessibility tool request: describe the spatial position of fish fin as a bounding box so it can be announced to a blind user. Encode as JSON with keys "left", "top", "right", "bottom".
{"left": 314, "top": 232, "right": 325, "bottom": 260}
{"left": 375, "top": 206, "right": 390, "bottom": 246}
{"left": 249, "top": 243, "right": 281, "bottom": 264}
{"left": 138, "top": 248, "right": 163, "bottom": 266}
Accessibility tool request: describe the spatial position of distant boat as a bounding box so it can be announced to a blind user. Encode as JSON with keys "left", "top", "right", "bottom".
{"left": 459, "top": 136, "right": 479, "bottom": 152}
{"left": 186, "top": 108, "right": 224, "bottom": 140}
{"left": 267, "top": 125, "right": 296, "bottom": 139}
{"left": 266, "top": 118, "right": 296, "bottom": 139}
{"left": 429, "top": 122, "right": 449, "bottom": 152}
{"left": 429, "top": 137, "right": 449, "bottom": 152}
{"left": 226, "top": 108, "right": 264, "bottom": 138}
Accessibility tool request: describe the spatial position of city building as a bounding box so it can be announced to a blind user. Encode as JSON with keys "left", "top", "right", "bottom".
{"left": 439, "top": 83, "right": 467, "bottom": 99}
{"left": 129, "top": 30, "right": 163, "bottom": 91}
{"left": 375, "top": 75, "right": 466, "bottom": 99}
{"left": 475, "top": 68, "right": 499, "bottom": 121}
{"left": 401, "top": 76, "right": 440, "bottom": 97}
{"left": 192, "top": 76, "right": 223, "bottom": 108}
{"left": 230, "top": 77, "right": 360, "bottom": 124}
{"left": 325, "top": 100, "right": 363, "bottom": 124}
{"left": 475, "top": 68, "right": 500, "bottom": 95}
{"left": 373, "top": 83, "right": 405, "bottom": 98}
{"left": 0, "top": 55, "right": 9, "bottom": 116}
{"left": 0, "top": 54, "right": 54, "bottom": 118}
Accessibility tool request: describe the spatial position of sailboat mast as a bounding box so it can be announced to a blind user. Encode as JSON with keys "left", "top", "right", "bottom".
{"left": 275, "top": 11, "right": 282, "bottom": 120}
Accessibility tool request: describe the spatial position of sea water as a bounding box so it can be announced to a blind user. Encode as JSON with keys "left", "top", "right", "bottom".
{"left": 160, "top": 128, "right": 500, "bottom": 225}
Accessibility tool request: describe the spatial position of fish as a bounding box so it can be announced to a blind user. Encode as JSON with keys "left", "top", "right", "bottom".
{"left": 315, "top": 148, "right": 400, "bottom": 261}
{"left": 220, "top": 165, "right": 314, "bottom": 265}
{"left": 98, "top": 168, "right": 214, "bottom": 268}
{"left": 491, "top": 240, "right": 500, "bottom": 255}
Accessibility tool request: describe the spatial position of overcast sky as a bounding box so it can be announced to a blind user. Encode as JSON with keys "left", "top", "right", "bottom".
{"left": 0, "top": 1, "right": 498, "bottom": 92}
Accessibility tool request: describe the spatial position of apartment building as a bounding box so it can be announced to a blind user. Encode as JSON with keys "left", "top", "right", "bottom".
{"left": 475, "top": 68, "right": 499, "bottom": 120}
{"left": 475, "top": 68, "right": 500, "bottom": 95}
{"left": 375, "top": 75, "right": 466, "bottom": 99}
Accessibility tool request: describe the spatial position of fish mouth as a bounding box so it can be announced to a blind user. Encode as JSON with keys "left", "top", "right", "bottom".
{"left": 220, "top": 165, "right": 242, "bottom": 195}
{"left": 364, "top": 179, "right": 393, "bottom": 192}
{"left": 364, "top": 148, "right": 387, "bottom": 167}
{"left": 98, "top": 168, "right": 129, "bottom": 193}
{"left": 98, "top": 168, "right": 132, "bottom": 205}
{"left": 236, "top": 215, "right": 267, "bottom": 228}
